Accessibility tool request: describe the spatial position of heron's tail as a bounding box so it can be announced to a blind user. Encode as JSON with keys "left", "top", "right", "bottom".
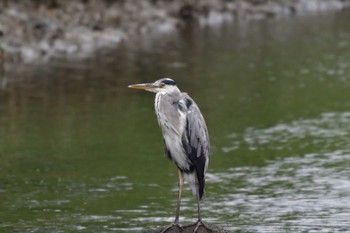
{"left": 183, "top": 172, "right": 205, "bottom": 201}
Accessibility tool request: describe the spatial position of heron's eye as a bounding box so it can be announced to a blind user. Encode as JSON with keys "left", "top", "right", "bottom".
{"left": 159, "top": 83, "right": 165, "bottom": 87}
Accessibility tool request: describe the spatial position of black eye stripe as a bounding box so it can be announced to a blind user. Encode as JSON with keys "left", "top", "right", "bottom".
{"left": 161, "top": 79, "right": 176, "bottom": 86}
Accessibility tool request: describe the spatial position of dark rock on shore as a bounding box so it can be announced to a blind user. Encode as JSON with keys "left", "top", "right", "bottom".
{"left": 1, "top": 0, "right": 350, "bottom": 64}
{"left": 142, "top": 222, "right": 231, "bottom": 233}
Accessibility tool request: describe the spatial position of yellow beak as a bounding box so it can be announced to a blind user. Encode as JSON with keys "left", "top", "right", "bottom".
{"left": 128, "top": 83, "right": 157, "bottom": 90}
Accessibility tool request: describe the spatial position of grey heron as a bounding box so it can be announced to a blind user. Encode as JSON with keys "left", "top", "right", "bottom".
{"left": 128, "top": 78, "right": 210, "bottom": 232}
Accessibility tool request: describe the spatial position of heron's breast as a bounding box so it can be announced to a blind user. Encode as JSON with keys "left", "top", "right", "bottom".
{"left": 155, "top": 93, "right": 190, "bottom": 170}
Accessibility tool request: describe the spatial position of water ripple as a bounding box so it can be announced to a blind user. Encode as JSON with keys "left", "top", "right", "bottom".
{"left": 223, "top": 112, "right": 350, "bottom": 153}
{"left": 208, "top": 150, "right": 350, "bottom": 232}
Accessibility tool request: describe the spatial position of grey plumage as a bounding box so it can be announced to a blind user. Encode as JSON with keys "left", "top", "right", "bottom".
{"left": 155, "top": 88, "right": 209, "bottom": 200}
{"left": 128, "top": 77, "right": 210, "bottom": 227}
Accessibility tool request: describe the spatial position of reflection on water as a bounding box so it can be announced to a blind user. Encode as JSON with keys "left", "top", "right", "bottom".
{"left": 215, "top": 112, "right": 350, "bottom": 232}
{"left": 210, "top": 150, "right": 350, "bottom": 232}
{"left": 1, "top": 9, "right": 350, "bottom": 233}
{"left": 224, "top": 112, "right": 350, "bottom": 152}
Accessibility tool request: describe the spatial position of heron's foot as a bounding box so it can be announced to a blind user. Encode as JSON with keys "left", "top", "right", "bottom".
{"left": 184, "top": 220, "right": 213, "bottom": 233}
{"left": 160, "top": 223, "right": 184, "bottom": 233}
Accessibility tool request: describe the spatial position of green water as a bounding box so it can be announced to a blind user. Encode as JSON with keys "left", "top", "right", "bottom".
{"left": 1, "top": 10, "right": 350, "bottom": 232}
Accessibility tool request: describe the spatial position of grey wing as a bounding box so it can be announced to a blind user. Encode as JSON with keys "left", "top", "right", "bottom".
{"left": 179, "top": 94, "right": 210, "bottom": 199}
{"left": 181, "top": 98, "right": 210, "bottom": 161}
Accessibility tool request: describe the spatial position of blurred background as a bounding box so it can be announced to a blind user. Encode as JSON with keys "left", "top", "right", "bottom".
{"left": 1, "top": 1, "right": 350, "bottom": 232}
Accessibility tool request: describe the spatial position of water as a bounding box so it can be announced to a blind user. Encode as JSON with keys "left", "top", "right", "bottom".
{"left": 1, "top": 9, "right": 350, "bottom": 233}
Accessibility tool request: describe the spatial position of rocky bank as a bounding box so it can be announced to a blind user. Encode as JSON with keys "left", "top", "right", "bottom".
{"left": 1, "top": 0, "right": 350, "bottom": 65}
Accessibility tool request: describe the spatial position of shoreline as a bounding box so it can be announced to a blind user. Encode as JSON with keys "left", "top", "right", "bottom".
{"left": 1, "top": 0, "right": 350, "bottom": 65}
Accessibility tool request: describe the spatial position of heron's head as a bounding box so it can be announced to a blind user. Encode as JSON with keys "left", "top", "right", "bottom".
{"left": 128, "top": 78, "right": 179, "bottom": 94}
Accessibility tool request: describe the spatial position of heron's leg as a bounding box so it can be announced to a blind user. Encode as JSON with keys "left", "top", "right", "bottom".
{"left": 189, "top": 182, "right": 213, "bottom": 233}
{"left": 196, "top": 182, "right": 201, "bottom": 221}
{"left": 175, "top": 169, "right": 184, "bottom": 223}
{"left": 160, "top": 170, "right": 184, "bottom": 233}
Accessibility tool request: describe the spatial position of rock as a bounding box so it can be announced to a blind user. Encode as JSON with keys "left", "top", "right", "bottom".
{"left": 142, "top": 222, "right": 231, "bottom": 233}
{"left": 1, "top": 0, "right": 350, "bottom": 65}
